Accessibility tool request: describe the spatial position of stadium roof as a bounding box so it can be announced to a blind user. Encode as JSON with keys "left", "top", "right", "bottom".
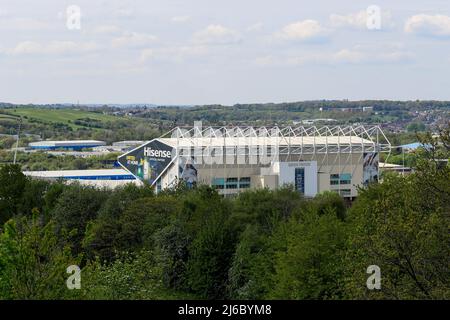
{"left": 156, "top": 125, "right": 391, "bottom": 153}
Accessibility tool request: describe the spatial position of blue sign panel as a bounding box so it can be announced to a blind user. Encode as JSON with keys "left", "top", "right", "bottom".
{"left": 295, "top": 168, "right": 305, "bottom": 194}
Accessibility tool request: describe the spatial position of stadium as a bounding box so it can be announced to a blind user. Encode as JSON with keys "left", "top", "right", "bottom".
{"left": 118, "top": 125, "right": 392, "bottom": 199}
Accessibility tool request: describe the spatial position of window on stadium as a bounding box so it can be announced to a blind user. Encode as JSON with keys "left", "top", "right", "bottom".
{"left": 330, "top": 173, "right": 352, "bottom": 185}
{"left": 212, "top": 177, "right": 251, "bottom": 189}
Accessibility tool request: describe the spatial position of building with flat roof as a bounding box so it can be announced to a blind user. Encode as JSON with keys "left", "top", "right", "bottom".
{"left": 23, "top": 169, "right": 140, "bottom": 189}
{"left": 118, "top": 125, "right": 391, "bottom": 199}
{"left": 379, "top": 162, "right": 412, "bottom": 175}
{"left": 28, "top": 140, "right": 106, "bottom": 151}
{"left": 112, "top": 141, "right": 145, "bottom": 148}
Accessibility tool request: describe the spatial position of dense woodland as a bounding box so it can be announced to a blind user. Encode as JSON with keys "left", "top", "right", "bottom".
{"left": 0, "top": 127, "right": 448, "bottom": 300}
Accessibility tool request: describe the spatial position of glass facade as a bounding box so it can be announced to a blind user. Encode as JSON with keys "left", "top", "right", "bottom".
{"left": 239, "top": 177, "right": 251, "bottom": 189}
{"left": 211, "top": 178, "right": 225, "bottom": 189}
{"left": 226, "top": 178, "right": 238, "bottom": 189}
{"left": 330, "top": 173, "right": 352, "bottom": 185}
{"left": 211, "top": 177, "right": 251, "bottom": 190}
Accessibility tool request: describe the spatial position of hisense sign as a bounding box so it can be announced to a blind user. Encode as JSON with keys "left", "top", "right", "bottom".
{"left": 118, "top": 139, "right": 174, "bottom": 186}
{"left": 143, "top": 147, "right": 172, "bottom": 159}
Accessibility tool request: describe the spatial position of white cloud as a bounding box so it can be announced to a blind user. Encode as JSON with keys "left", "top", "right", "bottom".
{"left": 405, "top": 14, "right": 450, "bottom": 37}
{"left": 4, "top": 41, "right": 100, "bottom": 56}
{"left": 169, "top": 45, "right": 209, "bottom": 58}
{"left": 93, "top": 25, "right": 122, "bottom": 35}
{"left": 140, "top": 45, "right": 209, "bottom": 63}
{"left": 255, "top": 46, "right": 413, "bottom": 67}
{"left": 253, "top": 55, "right": 279, "bottom": 67}
{"left": 276, "top": 20, "right": 330, "bottom": 42}
{"left": 0, "top": 17, "right": 49, "bottom": 30}
{"left": 330, "top": 11, "right": 368, "bottom": 29}
{"left": 140, "top": 49, "right": 155, "bottom": 63}
{"left": 112, "top": 32, "right": 158, "bottom": 48}
{"left": 193, "top": 24, "right": 241, "bottom": 45}
{"left": 332, "top": 49, "right": 366, "bottom": 63}
{"left": 171, "top": 16, "right": 191, "bottom": 23}
{"left": 376, "top": 51, "right": 414, "bottom": 63}
{"left": 247, "top": 22, "right": 264, "bottom": 32}
{"left": 113, "top": 7, "right": 134, "bottom": 19}
{"left": 316, "top": 48, "right": 413, "bottom": 65}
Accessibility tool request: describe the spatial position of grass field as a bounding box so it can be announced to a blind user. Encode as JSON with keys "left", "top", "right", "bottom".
{"left": 4, "top": 108, "right": 121, "bottom": 129}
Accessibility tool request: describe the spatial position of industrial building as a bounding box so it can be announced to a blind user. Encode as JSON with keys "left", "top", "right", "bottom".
{"left": 24, "top": 169, "right": 140, "bottom": 189}
{"left": 118, "top": 125, "right": 391, "bottom": 199}
{"left": 379, "top": 162, "right": 412, "bottom": 175}
{"left": 28, "top": 140, "right": 106, "bottom": 151}
{"left": 112, "top": 140, "right": 145, "bottom": 148}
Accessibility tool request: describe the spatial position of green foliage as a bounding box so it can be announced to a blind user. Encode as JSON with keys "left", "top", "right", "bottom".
{"left": 0, "top": 136, "right": 16, "bottom": 149}
{"left": 17, "top": 179, "right": 50, "bottom": 219}
{"left": 78, "top": 251, "right": 186, "bottom": 300}
{"left": 0, "top": 151, "right": 121, "bottom": 171}
{"left": 407, "top": 121, "right": 426, "bottom": 133}
{"left": 154, "top": 221, "right": 191, "bottom": 291}
{"left": 0, "top": 164, "right": 27, "bottom": 225}
{"left": 232, "top": 187, "right": 303, "bottom": 233}
{"left": 155, "top": 186, "right": 237, "bottom": 298}
{"left": 345, "top": 174, "right": 450, "bottom": 299}
{"left": 227, "top": 224, "right": 274, "bottom": 299}
{"left": 51, "top": 185, "right": 109, "bottom": 254}
{"left": 381, "top": 152, "right": 418, "bottom": 168}
{"left": 186, "top": 207, "right": 236, "bottom": 299}
{"left": 0, "top": 214, "right": 79, "bottom": 299}
{"left": 309, "top": 191, "right": 347, "bottom": 221}
{"left": 128, "top": 100, "right": 448, "bottom": 127}
{"left": 269, "top": 209, "right": 348, "bottom": 299}
{"left": 0, "top": 107, "right": 161, "bottom": 145}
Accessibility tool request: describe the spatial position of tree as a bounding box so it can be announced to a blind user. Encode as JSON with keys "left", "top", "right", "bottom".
{"left": 17, "top": 179, "right": 50, "bottom": 219}
{"left": 117, "top": 195, "right": 179, "bottom": 251}
{"left": 309, "top": 191, "right": 347, "bottom": 221}
{"left": 227, "top": 224, "right": 273, "bottom": 299}
{"left": 0, "top": 214, "right": 79, "bottom": 299}
{"left": 407, "top": 121, "right": 426, "bottom": 133}
{"left": 154, "top": 221, "right": 191, "bottom": 291}
{"left": 269, "top": 208, "right": 348, "bottom": 299}
{"left": 79, "top": 250, "right": 179, "bottom": 300}
{"left": 414, "top": 124, "right": 450, "bottom": 215}
{"left": 232, "top": 187, "right": 303, "bottom": 234}
{"left": 345, "top": 174, "right": 450, "bottom": 299}
{"left": 0, "top": 164, "right": 27, "bottom": 225}
{"left": 83, "top": 184, "right": 154, "bottom": 261}
{"left": 185, "top": 208, "right": 236, "bottom": 299}
{"left": 51, "top": 184, "right": 109, "bottom": 254}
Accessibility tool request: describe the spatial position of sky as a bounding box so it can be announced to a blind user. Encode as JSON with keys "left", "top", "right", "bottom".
{"left": 1, "top": 0, "right": 450, "bottom": 105}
